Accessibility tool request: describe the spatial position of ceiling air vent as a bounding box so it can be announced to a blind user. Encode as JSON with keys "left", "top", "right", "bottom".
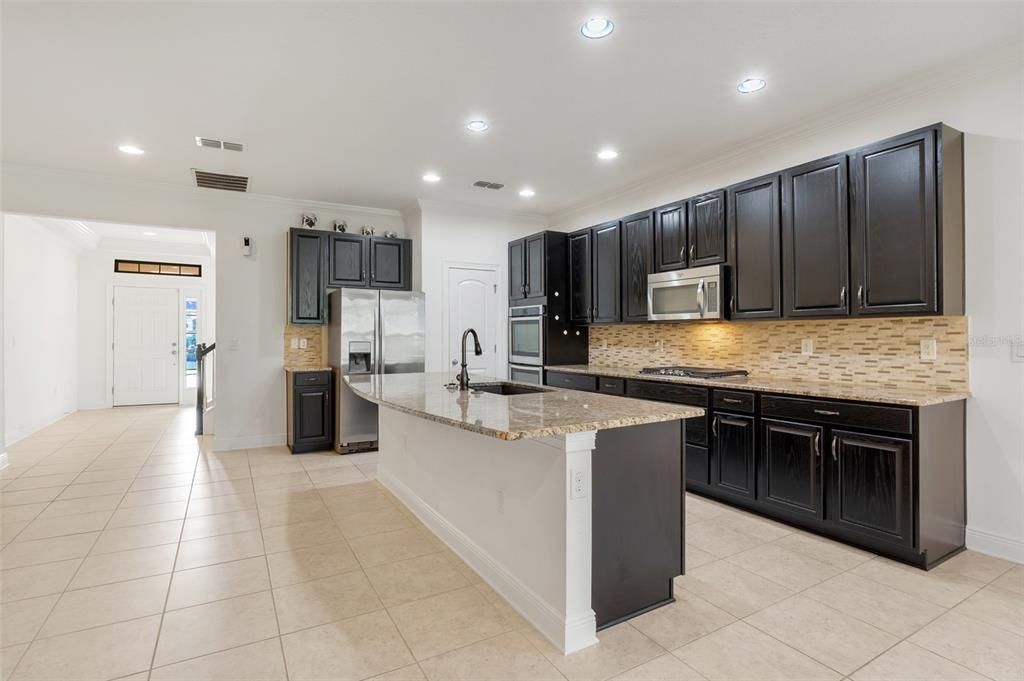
{"left": 194, "top": 136, "right": 245, "bottom": 152}
{"left": 472, "top": 180, "right": 504, "bottom": 190}
{"left": 192, "top": 169, "right": 249, "bottom": 192}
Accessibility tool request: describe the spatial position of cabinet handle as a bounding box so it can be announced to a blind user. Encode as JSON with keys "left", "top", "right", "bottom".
{"left": 722, "top": 397, "right": 742, "bottom": 404}
{"left": 712, "top": 415, "right": 719, "bottom": 437}
{"left": 840, "top": 286, "right": 847, "bottom": 308}
{"left": 690, "top": 244, "right": 696, "bottom": 262}
{"left": 730, "top": 296, "right": 735, "bottom": 314}
{"left": 831, "top": 434, "right": 839, "bottom": 461}
{"left": 679, "top": 245, "right": 686, "bottom": 262}
{"left": 857, "top": 285, "right": 864, "bottom": 306}
{"left": 814, "top": 431, "right": 821, "bottom": 457}
{"left": 813, "top": 409, "right": 840, "bottom": 416}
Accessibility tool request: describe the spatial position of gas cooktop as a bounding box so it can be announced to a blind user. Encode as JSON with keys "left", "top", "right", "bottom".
{"left": 639, "top": 366, "right": 749, "bottom": 379}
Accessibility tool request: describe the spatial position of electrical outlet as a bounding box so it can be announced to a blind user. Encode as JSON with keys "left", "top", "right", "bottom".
{"left": 920, "top": 338, "right": 937, "bottom": 361}
{"left": 290, "top": 338, "right": 299, "bottom": 350}
{"left": 299, "top": 338, "right": 308, "bottom": 349}
{"left": 570, "top": 469, "right": 587, "bottom": 500}
{"left": 801, "top": 339, "right": 814, "bottom": 356}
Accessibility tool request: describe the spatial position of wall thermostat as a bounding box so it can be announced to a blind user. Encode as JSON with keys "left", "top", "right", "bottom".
{"left": 242, "top": 236, "right": 253, "bottom": 256}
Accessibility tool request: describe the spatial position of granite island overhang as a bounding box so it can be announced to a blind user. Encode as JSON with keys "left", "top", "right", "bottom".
{"left": 346, "top": 372, "right": 704, "bottom": 654}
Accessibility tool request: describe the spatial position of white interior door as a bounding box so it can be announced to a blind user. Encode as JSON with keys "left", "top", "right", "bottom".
{"left": 114, "top": 286, "right": 179, "bottom": 406}
{"left": 447, "top": 266, "right": 499, "bottom": 378}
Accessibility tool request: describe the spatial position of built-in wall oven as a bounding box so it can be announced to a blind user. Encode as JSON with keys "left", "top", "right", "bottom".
{"left": 508, "top": 363, "right": 543, "bottom": 385}
{"left": 509, "top": 305, "right": 544, "bottom": 365}
{"left": 647, "top": 264, "right": 726, "bottom": 321}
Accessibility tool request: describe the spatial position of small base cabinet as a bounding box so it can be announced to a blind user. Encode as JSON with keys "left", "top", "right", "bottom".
{"left": 287, "top": 370, "right": 334, "bottom": 454}
{"left": 760, "top": 420, "right": 825, "bottom": 521}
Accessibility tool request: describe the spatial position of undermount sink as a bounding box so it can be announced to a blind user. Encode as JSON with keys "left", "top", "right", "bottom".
{"left": 471, "top": 382, "right": 552, "bottom": 396}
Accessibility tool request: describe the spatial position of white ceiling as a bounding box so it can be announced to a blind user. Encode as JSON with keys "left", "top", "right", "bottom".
{"left": 2, "top": 2, "right": 1021, "bottom": 216}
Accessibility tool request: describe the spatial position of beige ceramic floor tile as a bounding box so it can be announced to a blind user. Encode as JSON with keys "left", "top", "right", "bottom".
{"left": 769, "top": 533, "right": 873, "bottom": 571}
{"left": 335, "top": 506, "right": 413, "bottom": 539}
{"left": 852, "top": 558, "right": 986, "bottom": 608}
{"left": 190, "top": 479, "right": 254, "bottom": 500}
{"left": 129, "top": 473, "right": 193, "bottom": 492}
{"left": 992, "top": 565, "right": 1024, "bottom": 596}
{"left": 154, "top": 591, "right": 280, "bottom": 667}
{"left": 851, "top": 640, "right": 986, "bottom": 681}
{"left": 120, "top": 485, "right": 190, "bottom": 508}
{"left": 348, "top": 527, "right": 445, "bottom": 568}
{"left": 365, "top": 552, "right": 469, "bottom": 607}
{"left": 71, "top": 468, "right": 139, "bottom": 484}
{"left": 254, "top": 486, "right": 320, "bottom": 509}
{"left": 167, "top": 556, "right": 270, "bottom": 610}
{"left": 16, "top": 511, "right": 112, "bottom": 542}
{"left": 36, "top": 494, "right": 122, "bottom": 519}
{"left": 802, "top": 572, "right": 947, "bottom": 638}
{"left": 0, "top": 533, "right": 98, "bottom": 570}
{"left": 1, "top": 474, "right": 76, "bottom": 492}
{"left": 90, "top": 519, "right": 183, "bottom": 554}
{"left": 266, "top": 540, "right": 361, "bottom": 588}
{"left": 1, "top": 642, "right": 29, "bottom": 681}
{"left": 257, "top": 498, "right": 332, "bottom": 529}
{"left": 712, "top": 511, "right": 793, "bottom": 542}
{"left": 953, "top": 584, "right": 1024, "bottom": 636}
{"left": 0, "top": 488, "right": 65, "bottom": 508}
{"left": 252, "top": 472, "right": 313, "bottom": 492}
{"left": 107, "top": 500, "right": 188, "bottom": 528}
{"left": 273, "top": 570, "right": 383, "bottom": 634}
{"left": 186, "top": 491, "right": 257, "bottom": 518}
{"left": 282, "top": 609, "right": 415, "bottom": 681}
{"left": 180, "top": 509, "right": 261, "bottom": 541}
{"left": 175, "top": 529, "right": 265, "bottom": 571}
{"left": 611, "top": 653, "right": 707, "bottom": 681}
{"left": 0, "top": 595, "right": 60, "bottom": 646}
{"left": 525, "top": 622, "right": 664, "bottom": 681}
{"left": 745, "top": 595, "right": 899, "bottom": 676}
{"left": 725, "top": 542, "right": 842, "bottom": 591}
{"left": 389, "top": 585, "right": 514, "bottom": 660}
{"left": 9, "top": 614, "right": 160, "bottom": 681}
{"left": 150, "top": 637, "right": 286, "bottom": 681}
{"left": 70, "top": 542, "right": 178, "bottom": 589}
{"left": 323, "top": 491, "right": 396, "bottom": 516}
{"left": 910, "top": 611, "right": 1024, "bottom": 681}
{"left": 55, "top": 480, "right": 131, "bottom": 500}
{"left": 673, "top": 621, "right": 841, "bottom": 681}
{"left": 0, "top": 558, "right": 81, "bottom": 603}
{"left": 675, "top": 561, "right": 794, "bottom": 618}
{"left": 684, "top": 546, "right": 716, "bottom": 571}
{"left": 37, "top": 573, "right": 170, "bottom": 638}
{"left": 933, "top": 550, "right": 1016, "bottom": 583}
{"left": 629, "top": 592, "right": 735, "bottom": 650}
{"left": 684, "top": 519, "right": 764, "bottom": 559}
{"left": 419, "top": 630, "right": 564, "bottom": 681}
{"left": 368, "top": 663, "right": 427, "bottom": 681}
{"left": 262, "top": 519, "right": 344, "bottom": 554}
{"left": 0, "top": 505, "right": 47, "bottom": 525}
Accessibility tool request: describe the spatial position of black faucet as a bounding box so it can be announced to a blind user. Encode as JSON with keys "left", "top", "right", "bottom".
{"left": 457, "top": 328, "right": 483, "bottom": 391}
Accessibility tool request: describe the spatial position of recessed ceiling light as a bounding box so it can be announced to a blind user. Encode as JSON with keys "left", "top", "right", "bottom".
{"left": 580, "top": 17, "right": 614, "bottom": 39}
{"left": 597, "top": 148, "right": 619, "bottom": 160}
{"left": 466, "top": 120, "right": 489, "bottom": 133}
{"left": 422, "top": 172, "right": 441, "bottom": 183}
{"left": 118, "top": 144, "right": 145, "bottom": 155}
{"left": 737, "top": 78, "right": 767, "bottom": 94}
{"left": 519, "top": 188, "right": 536, "bottom": 198}
{"left": 143, "top": 231, "right": 157, "bottom": 236}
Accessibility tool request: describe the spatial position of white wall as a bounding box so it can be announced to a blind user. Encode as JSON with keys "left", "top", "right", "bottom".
{"left": 2, "top": 215, "right": 79, "bottom": 444}
{"left": 549, "top": 55, "right": 1024, "bottom": 561}
{"left": 415, "top": 200, "right": 546, "bottom": 377}
{"left": 0, "top": 168, "right": 405, "bottom": 450}
{"left": 76, "top": 245, "right": 214, "bottom": 410}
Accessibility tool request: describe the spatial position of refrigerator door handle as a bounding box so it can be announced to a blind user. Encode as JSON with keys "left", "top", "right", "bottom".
{"left": 377, "top": 303, "right": 385, "bottom": 375}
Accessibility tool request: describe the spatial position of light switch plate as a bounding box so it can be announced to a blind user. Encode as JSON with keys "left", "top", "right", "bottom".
{"left": 290, "top": 338, "right": 299, "bottom": 350}
{"left": 801, "top": 339, "right": 814, "bottom": 356}
{"left": 920, "top": 338, "right": 938, "bottom": 361}
{"left": 299, "top": 338, "right": 308, "bottom": 350}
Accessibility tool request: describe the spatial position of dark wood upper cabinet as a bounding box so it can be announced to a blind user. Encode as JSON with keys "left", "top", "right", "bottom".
{"left": 289, "top": 229, "right": 328, "bottom": 324}
{"left": 760, "top": 419, "right": 824, "bottom": 521}
{"left": 509, "top": 233, "right": 549, "bottom": 303}
{"left": 688, "top": 190, "right": 727, "bottom": 267}
{"left": 591, "top": 221, "right": 621, "bottom": 323}
{"left": 367, "top": 237, "right": 411, "bottom": 290}
{"left": 568, "top": 229, "right": 593, "bottom": 324}
{"left": 621, "top": 212, "right": 654, "bottom": 322}
{"left": 509, "top": 239, "right": 526, "bottom": 302}
{"left": 782, "top": 155, "right": 850, "bottom": 318}
{"left": 653, "top": 202, "right": 687, "bottom": 272}
{"left": 525, "top": 233, "right": 546, "bottom": 298}
{"left": 328, "top": 233, "right": 369, "bottom": 288}
{"left": 728, "top": 175, "right": 782, "bottom": 319}
{"left": 850, "top": 127, "right": 946, "bottom": 316}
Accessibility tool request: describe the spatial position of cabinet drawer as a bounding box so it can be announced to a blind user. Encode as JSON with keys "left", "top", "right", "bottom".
{"left": 597, "top": 377, "right": 625, "bottom": 395}
{"left": 292, "top": 371, "right": 330, "bottom": 387}
{"left": 626, "top": 380, "right": 709, "bottom": 407}
{"left": 713, "top": 390, "right": 755, "bottom": 413}
{"left": 761, "top": 395, "right": 912, "bottom": 434}
{"left": 546, "top": 371, "right": 597, "bottom": 392}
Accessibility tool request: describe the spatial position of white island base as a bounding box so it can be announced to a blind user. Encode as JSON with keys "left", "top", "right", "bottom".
{"left": 376, "top": 407, "right": 599, "bottom": 654}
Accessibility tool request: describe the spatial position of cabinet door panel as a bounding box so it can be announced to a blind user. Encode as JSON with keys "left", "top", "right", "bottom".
{"left": 688, "top": 191, "right": 727, "bottom": 267}
{"left": 728, "top": 177, "right": 781, "bottom": 319}
{"left": 328, "top": 234, "right": 368, "bottom": 288}
{"left": 851, "top": 129, "right": 937, "bottom": 315}
{"left": 290, "top": 229, "right": 327, "bottom": 324}
{"left": 783, "top": 156, "right": 849, "bottom": 317}
{"left": 760, "top": 419, "right": 824, "bottom": 520}
{"left": 368, "top": 238, "right": 409, "bottom": 289}
{"left": 568, "top": 230, "right": 592, "bottom": 323}
{"left": 654, "top": 203, "right": 687, "bottom": 272}
{"left": 509, "top": 239, "right": 525, "bottom": 302}
{"left": 829, "top": 429, "right": 914, "bottom": 547}
{"left": 592, "top": 222, "right": 621, "bottom": 323}
{"left": 621, "top": 213, "right": 654, "bottom": 322}
{"left": 686, "top": 444, "right": 710, "bottom": 487}
{"left": 295, "top": 387, "right": 331, "bottom": 444}
{"left": 525, "top": 233, "right": 545, "bottom": 298}
{"left": 713, "top": 414, "right": 755, "bottom": 499}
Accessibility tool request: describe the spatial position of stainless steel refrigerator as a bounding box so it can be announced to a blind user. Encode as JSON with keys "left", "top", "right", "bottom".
{"left": 327, "top": 288, "right": 425, "bottom": 453}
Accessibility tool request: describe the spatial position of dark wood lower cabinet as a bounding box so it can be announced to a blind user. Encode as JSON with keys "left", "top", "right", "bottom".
{"left": 712, "top": 413, "right": 755, "bottom": 500}
{"left": 759, "top": 419, "right": 824, "bottom": 521}
{"left": 287, "top": 370, "right": 334, "bottom": 454}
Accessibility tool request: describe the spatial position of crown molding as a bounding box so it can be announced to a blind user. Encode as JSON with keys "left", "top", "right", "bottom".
{"left": 415, "top": 198, "right": 547, "bottom": 224}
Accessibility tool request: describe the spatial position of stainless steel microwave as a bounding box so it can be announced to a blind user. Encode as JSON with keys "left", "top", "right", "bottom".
{"left": 647, "top": 264, "right": 725, "bottom": 321}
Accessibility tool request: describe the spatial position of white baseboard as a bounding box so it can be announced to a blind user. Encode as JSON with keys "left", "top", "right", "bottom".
{"left": 966, "top": 527, "right": 1024, "bottom": 564}
{"left": 5, "top": 410, "right": 75, "bottom": 447}
{"left": 212, "top": 432, "right": 285, "bottom": 452}
{"left": 0, "top": 452, "right": 8, "bottom": 471}
{"left": 379, "top": 467, "right": 596, "bottom": 654}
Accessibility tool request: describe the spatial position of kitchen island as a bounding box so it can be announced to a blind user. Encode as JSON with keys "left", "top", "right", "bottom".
{"left": 346, "top": 372, "right": 703, "bottom": 654}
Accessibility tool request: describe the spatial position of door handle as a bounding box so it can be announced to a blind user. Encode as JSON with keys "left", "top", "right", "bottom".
{"left": 679, "top": 245, "right": 685, "bottom": 262}
{"left": 814, "top": 431, "right": 821, "bottom": 457}
{"left": 171, "top": 350, "right": 178, "bottom": 356}
{"left": 696, "top": 279, "right": 705, "bottom": 318}
{"left": 831, "top": 434, "right": 839, "bottom": 461}
{"left": 451, "top": 359, "right": 458, "bottom": 366}
{"left": 840, "top": 286, "right": 847, "bottom": 308}
{"left": 712, "top": 415, "right": 718, "bottom": 437}
{"left": 857, "top": 285, "right": 864, "bottom": 306}
{"left": 690, "top": 244, "right": 696, "bottom": 262}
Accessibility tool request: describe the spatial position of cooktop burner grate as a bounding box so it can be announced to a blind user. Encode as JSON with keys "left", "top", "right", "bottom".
{"left": 639, "top": 366, "right": 749, "bottom": 379}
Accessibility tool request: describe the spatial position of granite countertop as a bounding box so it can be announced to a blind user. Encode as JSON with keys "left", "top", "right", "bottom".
{"left": 345, "top": 372, "right": 704, "bottom": 441}
{"left": 547, "top": 365, "right": 970, "bottom": 407}
{"left": 284, "top": 367, "right": 333, "bottom": 373}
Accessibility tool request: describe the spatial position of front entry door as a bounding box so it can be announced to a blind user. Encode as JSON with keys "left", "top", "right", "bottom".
{"left": 113, "top": 286, "right": 179, "bottom": 406}
{"left": 446, "top": 266, "right": 499, "bottom": 378}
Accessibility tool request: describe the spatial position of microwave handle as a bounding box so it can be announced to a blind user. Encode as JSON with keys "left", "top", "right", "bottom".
{"left": 696, "top": 279, "right": 705, "bottom": 318}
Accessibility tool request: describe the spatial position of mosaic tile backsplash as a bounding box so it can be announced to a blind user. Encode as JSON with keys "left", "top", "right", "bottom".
{"left": 283, "top": 324, "right": 327, "bottom": 369}
{"left": 588, "top": 316, "right": 969, "bottom": 392}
